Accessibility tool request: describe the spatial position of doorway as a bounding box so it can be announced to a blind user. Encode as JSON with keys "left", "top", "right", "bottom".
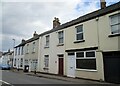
{"left": 58, "top": 58, "right": 64, "bottom": 75}
{"left": 67, "top": 53, "right": 75, "bottom": 77}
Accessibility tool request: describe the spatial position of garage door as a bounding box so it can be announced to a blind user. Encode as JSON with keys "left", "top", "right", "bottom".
{"left": 103, "top": 51, "right": 120, "bottom": 84}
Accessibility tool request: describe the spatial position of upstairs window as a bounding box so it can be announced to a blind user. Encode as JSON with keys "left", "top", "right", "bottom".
{"left": 32, "top": 42, "right": 35, "bottom": 53}
{"left": 20, "top": 58, "right": 23, "bottom": 67}
{"left": 58, "top": 31, "right": 64, "bottom": 44}
{"left": 18, "top": 47, "right": 20, "bottom": 55}
{"left": 45, "top": 35, "right": 50, "bottom": 47}
{"left": 21, "top": 46, "right": 24, "bottom": 55}
{"left": 15, "top": 48, "right": 17, "bottom": 56}
{"left": 110, "top": 13, "right": 120, "bottom": 34}
{"left": 76, "top": 25, "right": 84, "bottom": 41}
{"left": 26, "top": 44, "right": 29, "bottom": 53}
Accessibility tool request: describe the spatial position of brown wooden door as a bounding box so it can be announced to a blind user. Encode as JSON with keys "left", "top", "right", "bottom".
{"left": 58, "top": 58, "right": 64, "bottom": 75}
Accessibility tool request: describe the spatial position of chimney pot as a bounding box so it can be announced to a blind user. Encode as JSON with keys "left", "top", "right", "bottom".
{"left": 100, "top": 0, "right": 106, "bottom": 9}
{"left": 21, "top": 39, "right": 25, "bottom": 43}
{"left": 53, "top": 17, "right": 61, "bottom": 29}
{"left": 33, "top": 31, "right": 38, "bottom": 37}
{"left": 8, "top": 49, "right": 10, "bottom": 53}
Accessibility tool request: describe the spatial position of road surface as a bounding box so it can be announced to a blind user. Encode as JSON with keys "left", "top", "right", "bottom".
{"left": 1, "top": 70, "right": 77, "bottom": 85}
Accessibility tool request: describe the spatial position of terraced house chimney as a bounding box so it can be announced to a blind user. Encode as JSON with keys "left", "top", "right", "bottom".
{"left": 53, "top": 17, "right": 60, "bottom": 29}
{"left": 100, "top": 0, "right": 106, "bottom": 9}
{"left": 21, "top": 39, "right": 25, "bottom": 43}
{"left": 33, "top": 31, "right": 38, "bottom": 37}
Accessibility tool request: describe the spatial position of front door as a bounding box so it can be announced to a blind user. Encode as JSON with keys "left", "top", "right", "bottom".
{"left": 67, "top": 53, "right": 75, "bottom": 77}
{"left": 58, "top": 58, "right": 64, "bottom": 75}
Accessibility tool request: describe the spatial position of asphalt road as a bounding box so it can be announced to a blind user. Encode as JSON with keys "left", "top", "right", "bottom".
{"left": 1, "top": 70, "right": 77, "bottom": 85}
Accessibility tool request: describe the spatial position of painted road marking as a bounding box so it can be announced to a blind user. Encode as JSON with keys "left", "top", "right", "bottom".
{"left": 0, "top": 80, "right": 13, "bottom": 85}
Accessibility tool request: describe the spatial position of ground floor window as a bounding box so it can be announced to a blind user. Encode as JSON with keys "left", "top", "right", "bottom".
{"left": 44, "top": 55, "right": 49, "bottom": 68}
{"left": 14, "top": 58, "right": 16, "bottom": 66}
{"left": 32, "top": 59, "right": 38, "bottom": 70}
{"left": 20, "top": 58, "right": 23, "bottom": 67}
{"left": 76, "top": 51, "right": 96, "bottom": 70}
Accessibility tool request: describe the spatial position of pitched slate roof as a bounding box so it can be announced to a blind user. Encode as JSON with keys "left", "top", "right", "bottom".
{"left": 39, "top": 1, "right": 120, "bottom": 36}
{"left": 14, "top": 35, "right": 39, "bottom": 48}
{"left": 15, "top": 1, "right": 120, "bottom": 48}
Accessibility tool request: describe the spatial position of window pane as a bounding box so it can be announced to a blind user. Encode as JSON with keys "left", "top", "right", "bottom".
{"left": 76, "top": 59, "right": 96, "bottom": 70}
{"left": 68, "top": 53, "right": 75, "bottom": 55}
{"left": 111, "top": 25, "right": 119, "bottom": 34}
{"left": 76, "top": 25, "right": 83, "bottom": 33}
{"left": 58, "top": 31, "right": 63, "bottom": 38}
{"left": 46, "top": 35, "right": 49, "bottom": 42}
{"left": 44, "top": 55, "right": 49, "bottom": 67}
{"left": 119, "top": 14, "right": 120, "bottom": 23}
{"left": 45, "top": 55, "right": 49, "bottom": 57}
{"left": 86, "top": 51, "right": 95, "bottom": 57}
{"left": 59, "top": 38, "right": 63, "bottom": 43}
{"left": 119, "top": 24, "right": 120, "bottom": 33}
{"left": 76, "top": 52, "right": 84, "bottom": 58}
{"left": 111, "top": 15, "right": 118, "bottom": 25}
{"left": 76, "top": 33, "right": 83, "bottom": 40}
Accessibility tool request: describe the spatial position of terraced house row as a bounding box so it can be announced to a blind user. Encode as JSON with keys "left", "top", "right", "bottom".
{"left": 13, "top": 1, "right": 120, "bottom": 84}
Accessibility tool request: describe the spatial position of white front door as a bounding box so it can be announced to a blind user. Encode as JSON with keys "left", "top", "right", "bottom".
{"left": 67, "top": 53, "right": 75, "bottom": 77}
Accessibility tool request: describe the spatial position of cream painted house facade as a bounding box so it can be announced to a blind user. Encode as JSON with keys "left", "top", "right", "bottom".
{"left": 64, "top": 2, "right": 120, "bottom": 83}
{"left": 13, "top": 32, "right": 40, "bottom": 72}
{"left": 24, "top": 35, "right": 39, "bottom": 72}
{"left": 13, "top": 40, "right": 26, "bottom": 69}
{"left": 38, "top": 18, "right": 65, "bottom": 75}
{"left": 37, "top": 1, "right": 120, "bottom": 84}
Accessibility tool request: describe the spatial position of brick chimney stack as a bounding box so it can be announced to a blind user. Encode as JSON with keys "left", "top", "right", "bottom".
{"left": 100, "top": 0, "right": 106, "bottom": 9}
{"left": 53, "top": 17, "right": 60, "bottom": 29}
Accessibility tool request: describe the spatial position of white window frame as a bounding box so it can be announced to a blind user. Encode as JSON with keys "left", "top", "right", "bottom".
{"left": 25, "top": 59, "right": 28, "bottom": 65}
{"left": 45, "top": 35, "right": 50, "bottom": 47}
{"left": 75, "top": 25, "right": 84, "bottom": 41}
{"left": 14, "top": 58, "right": 16, "bottom": 66}
{"left": 76, "top": 50, "right": 96, "bottom": 71}
{"left": 26, "top": 44, "right": 29, "bottom": 54}
{"left": 110, "top": 13, "right": 120, "bottom": 35}
{"left": 15, "top": 48, "right": 17, "bottom": 56}
{"left": 32, "top": 42, "right": 35, "bottom": 53}
{"left": 21, "top": 46, "right": 24, "bottom": 55}
{"left": 44, "top": 55, "right": 49, "bottom": 68}
{"left": 18, "top": 47, "right": 20, "bottom": 55}
{"left": 58, "top": 31, "right": 64, "bottom": 44}
{"left": 20, "top": 58, "right": 23, "bottom": 67}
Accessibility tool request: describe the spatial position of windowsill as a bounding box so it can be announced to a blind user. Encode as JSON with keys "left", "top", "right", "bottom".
{"left": 44, "top": 46, "right": 49, "bottom": 48}
{"left": 74, "top": 40, "right": 85, "bottom": 43}
{"left": 108, "top": 33, "right": 120, "bottom": 37}
{"left": 57, "top": 43, "right": 64, "bottom": 46}
{"left": 32, "top": 52, "right": 35, "bottom": 54}
{"left": 76, "top": 68, "right": 97, "bottom": 72}
{"left": 43, "top": 67, "right": 49, "bottom": 70}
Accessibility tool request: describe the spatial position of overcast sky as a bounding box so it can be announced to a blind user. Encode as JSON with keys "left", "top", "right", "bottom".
{"left": 1, "top": 0, "right": 119, "bottom": 52}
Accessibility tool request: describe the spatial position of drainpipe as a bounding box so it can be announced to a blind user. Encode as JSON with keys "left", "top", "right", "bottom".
{"left": 96, "top": 17, "right": 100, "bottom": 51}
